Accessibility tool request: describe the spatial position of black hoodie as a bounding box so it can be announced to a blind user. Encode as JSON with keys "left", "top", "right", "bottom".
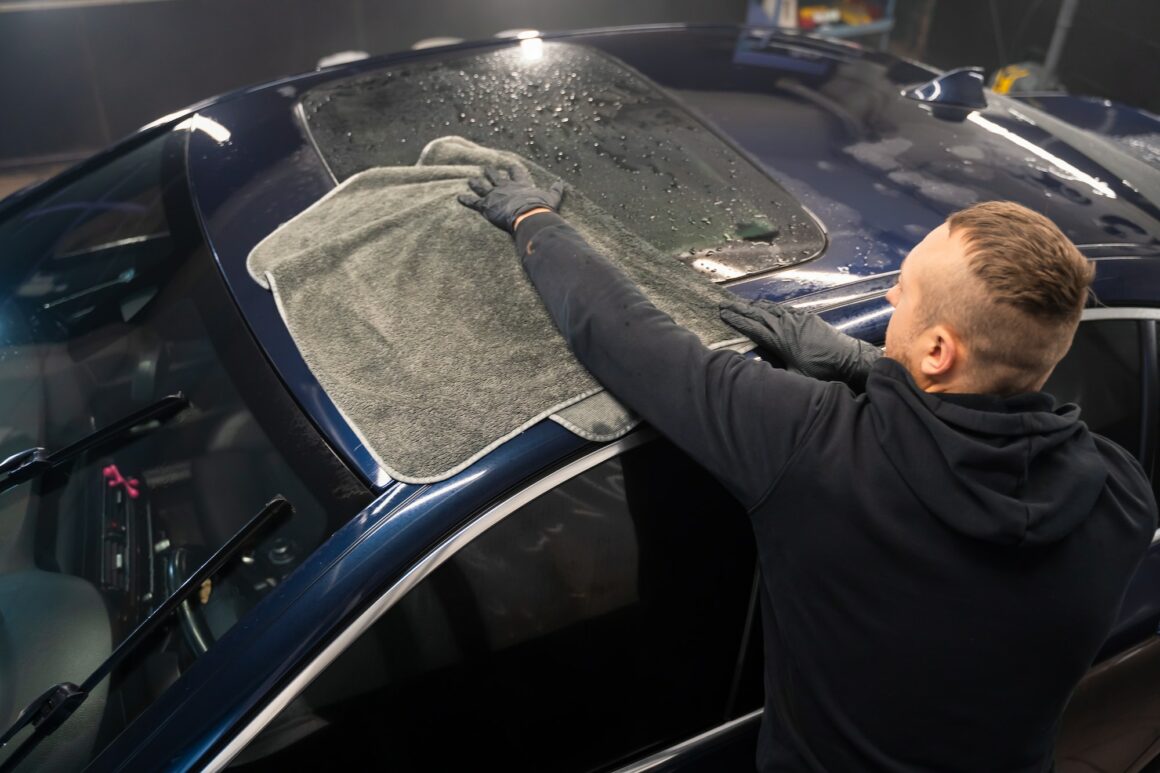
{"left": 516, "top": 213, "right": 1158, "bottom": 772}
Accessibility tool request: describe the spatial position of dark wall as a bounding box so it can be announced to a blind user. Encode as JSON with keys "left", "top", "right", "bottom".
{"left": 893, "top": 0, "right": 1160, "bottom": 116}
{"left": 7, "top": 0, "right": 1154, "bottom": 167}
{"left": 0, "top": 0, "right": 745, "bottom": 165}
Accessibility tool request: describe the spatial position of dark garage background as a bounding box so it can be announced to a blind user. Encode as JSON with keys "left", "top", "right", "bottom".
{"left": 0, "top": 0, "right": 747, "bottom": 169}
{"left": 0, "top": 0, "right": 1156, "bottom": 181}
{"left": 891, "top": 0, "right": 1160, "bottom": 119}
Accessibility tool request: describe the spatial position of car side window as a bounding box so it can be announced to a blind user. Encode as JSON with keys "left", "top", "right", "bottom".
{"left": 1044, "top": 319, "right": 1149, "bottom": 461}
{"left": 232, "top": 439, "right": 760, "bottom": 772}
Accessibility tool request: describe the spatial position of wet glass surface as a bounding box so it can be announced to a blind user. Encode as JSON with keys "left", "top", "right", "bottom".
{"left": 299, "top": 41, "right": 825, "bottom": 281}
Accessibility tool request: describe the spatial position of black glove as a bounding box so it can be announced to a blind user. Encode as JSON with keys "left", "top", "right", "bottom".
{"left": 720, "top": 299, "right": 882, "bottom": 392}
{"left": 457, "top": 166, "right": 566, "bottom": 233}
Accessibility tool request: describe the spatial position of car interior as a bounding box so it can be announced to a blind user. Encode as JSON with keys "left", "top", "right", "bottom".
{"left": 0, "top": 133, "right": 352, "bottom": 771}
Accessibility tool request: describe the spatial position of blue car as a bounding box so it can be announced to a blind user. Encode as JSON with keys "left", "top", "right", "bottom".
{"left": 1, "top": 24, "right": 1158, "bottom": 773}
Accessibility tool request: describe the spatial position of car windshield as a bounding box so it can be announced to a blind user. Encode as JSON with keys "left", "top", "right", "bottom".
{"left": 0, "top": 130, "right": 370, "bottom": 770}
{"left": 300, "top": 41, "right": 826, "bottom": 281}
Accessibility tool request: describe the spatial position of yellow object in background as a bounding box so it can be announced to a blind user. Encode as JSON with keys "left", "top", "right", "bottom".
{"left": 840, "top": 4, "right": 873, "bottom": 25}
{"left": 992, "top": 65, "right": 1032, "bottom": 95}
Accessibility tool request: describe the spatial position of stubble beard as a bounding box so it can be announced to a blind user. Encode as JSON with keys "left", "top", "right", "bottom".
{"left": 884, "top": 327, "right": 919, "bottom": 381}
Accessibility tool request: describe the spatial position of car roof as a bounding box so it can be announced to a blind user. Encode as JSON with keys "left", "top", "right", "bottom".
{"left": 178, "top": 24, "right": 1160, "bottom": 488}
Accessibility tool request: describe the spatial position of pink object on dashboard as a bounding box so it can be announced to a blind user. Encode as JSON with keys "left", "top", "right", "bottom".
{"left": 103, "top": 464, "right": 140, "bottom": 499}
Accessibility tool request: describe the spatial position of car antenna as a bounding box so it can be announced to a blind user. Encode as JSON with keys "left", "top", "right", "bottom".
{"left": 0, "top": 393, "right": 190, "bottom": 496}
{"left": 0, "top": 496, "right": 294, "bottom": 772}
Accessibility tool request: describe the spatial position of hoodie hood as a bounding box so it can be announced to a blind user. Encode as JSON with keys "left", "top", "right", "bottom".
{"left": 867, "top": 358, "right": 1108, "bottom": 546}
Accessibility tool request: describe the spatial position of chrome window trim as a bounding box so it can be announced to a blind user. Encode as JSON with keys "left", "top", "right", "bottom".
{"left": 611, "top": 708, "right": 763, "bottom": 773}
{"left": 789, "top": 270, "right": 898, "bottom": 315}
{"left": 202, "top": 430, "right": 653, "bottom": 772}
{"left": 295, "top": 100, "right": 338, "bottom": 186}
{"left": 796, "top": 290, "right": 1160, "bottom": 323}
{"left": 1083, "top": 307, "right": 1160, "bottom": 321}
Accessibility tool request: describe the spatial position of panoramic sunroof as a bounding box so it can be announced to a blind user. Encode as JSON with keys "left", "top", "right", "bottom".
{"left": 300, "top": 41, "right": 825, "bottom": 281}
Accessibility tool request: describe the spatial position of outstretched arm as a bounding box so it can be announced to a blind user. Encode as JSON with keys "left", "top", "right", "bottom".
{"left": 517, "top": 210, "right": 837, "bottom": 509}
{"left": 461, "top": 171, "right": 838, "bottom": 509}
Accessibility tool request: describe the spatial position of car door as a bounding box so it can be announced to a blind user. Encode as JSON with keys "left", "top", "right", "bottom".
{"left": 807, "top": 296, "right": 1160, "bottom": 773}
{"left": 626, "top": 296, "right": 1160, "bottom": 773}
{"left": 206, "top": 292, "right": 1160, "bottom": 773}
{"left": 1046, "top": 309, "right": 1160, "bottom": 773}
{"left": 1043, "top": 311, "right": 1160, "bottom": 650}
{"left": 213, "top": 434, "right": 763, "bottom": 772}
{"left": 799, "top": 297, "right": 1160, "bottom": 773}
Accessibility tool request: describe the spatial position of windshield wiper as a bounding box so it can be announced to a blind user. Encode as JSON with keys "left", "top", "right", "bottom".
{"left": 0, "top": 393, "right": 188, "bottom": 496}
{"left": 0, "top": 495, "right": 294, "bottom": 772}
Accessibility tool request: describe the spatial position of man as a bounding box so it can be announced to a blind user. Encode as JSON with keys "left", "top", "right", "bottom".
{"left": 459, "top": 169, "right": 1157, "bottom": 772}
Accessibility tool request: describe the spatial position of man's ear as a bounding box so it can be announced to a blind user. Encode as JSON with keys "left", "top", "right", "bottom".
{"left": 919, "top": 325, "right": 959, "bottom": 379}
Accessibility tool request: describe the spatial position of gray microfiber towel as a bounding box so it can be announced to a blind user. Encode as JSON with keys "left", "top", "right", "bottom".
{"left": 248, "top": 136, "right": 752, "bottom": 483}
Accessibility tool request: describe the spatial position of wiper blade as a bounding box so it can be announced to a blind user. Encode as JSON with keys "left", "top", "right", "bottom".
{"left": 0, "top": 393, "right": 188, "bottom": 496}
{"left": 0, "top": 495, "right": 294, "bottom": 772}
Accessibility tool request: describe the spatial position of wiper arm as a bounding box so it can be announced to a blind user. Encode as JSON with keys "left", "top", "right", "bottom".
{"left": 0, "top": 495, "right": 294, "bottom": 772}
{"left": 0, "top": 393, "right": 188, "bottom": 496}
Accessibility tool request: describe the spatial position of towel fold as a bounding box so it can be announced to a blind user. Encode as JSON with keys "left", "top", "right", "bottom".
{"left": 247, "top": 136, "right": 751, "bottom": 483}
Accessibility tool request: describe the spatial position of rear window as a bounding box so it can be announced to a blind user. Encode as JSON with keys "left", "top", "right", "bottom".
{"left": 300, "top": 41, "right": 825, "bottom": 281}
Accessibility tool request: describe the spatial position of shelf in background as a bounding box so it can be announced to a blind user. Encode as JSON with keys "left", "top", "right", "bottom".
{"left": 746, "top": 0, "right": 896, "bottom": 49}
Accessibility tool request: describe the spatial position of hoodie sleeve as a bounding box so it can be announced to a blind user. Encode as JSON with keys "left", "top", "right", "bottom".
{"left": 515, "top": 212, "right": 835, "bottom": 510}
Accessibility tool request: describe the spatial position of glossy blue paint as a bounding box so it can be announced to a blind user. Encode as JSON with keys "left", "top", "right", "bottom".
{"left": 29, "top": 25, "right": 1160, "bottom": 772}
{"left": 183, "top": 90, "right": 393, "bottom": 488}
{"left": 903, "top": 67, "right": 988, "bottom": 110}
{"left": 179, "top": 26, "right": 1160, "bottom": 487}
{"left": 1013, "top": 94, "right": 1160, "bottom": 145}
{"left": 86, "top": 419, "right": 589, "bottom": 773}
{"left": 174, "top": 27, "right": 1142, "bottom": 486}
{"left": 178, "top": 17, "right": 1160, "bottom": 653}
{"left": 183, "top": 37, "right": 565, "bottom": 488}
{"left": 582, "top": 28, "right": 1160, "bottom": 303}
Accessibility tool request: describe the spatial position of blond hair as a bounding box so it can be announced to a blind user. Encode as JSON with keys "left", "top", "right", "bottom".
{"left": 932, "top": 201, "right": 1094, "bottom": 394}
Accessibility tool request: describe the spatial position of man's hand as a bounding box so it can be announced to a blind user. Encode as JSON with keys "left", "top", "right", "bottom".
{"left": 720, "top": 299, "right": 882, "bottom": 391}
{"left": 458, "top": 166, "right": 566, "bottom": 233}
